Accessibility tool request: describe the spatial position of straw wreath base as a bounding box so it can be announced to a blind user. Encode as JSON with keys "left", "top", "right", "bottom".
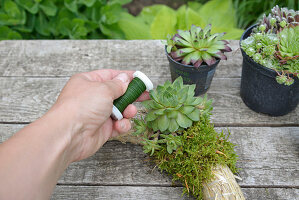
{"left": 111, "top": 131, "right": 245, "bottom": 200}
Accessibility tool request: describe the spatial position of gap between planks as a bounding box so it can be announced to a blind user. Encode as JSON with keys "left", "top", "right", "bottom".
{"left": 0, "top": 121, "right": 298, "bottom": 127}
{"left": 56, "top": 183, "right": 299, "bottom": 189}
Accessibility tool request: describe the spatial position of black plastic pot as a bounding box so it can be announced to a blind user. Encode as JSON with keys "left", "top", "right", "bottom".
{"left": 166, "top": 49, "right": 219, "bottom": 96}
{"left": 240, "top": 25, "right": 299, "bottom": 116}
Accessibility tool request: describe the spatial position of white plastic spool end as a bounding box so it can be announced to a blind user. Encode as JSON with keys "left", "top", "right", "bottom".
{"left": 133, "top": 71, "right": 154, "bottom": 92}
{"left": 111, "top": 105, "right": 123, "bottom": 120}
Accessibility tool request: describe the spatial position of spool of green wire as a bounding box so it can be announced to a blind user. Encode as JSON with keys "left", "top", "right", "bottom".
{"left": 111, "top": 71, "right": 153, "bottom": 120}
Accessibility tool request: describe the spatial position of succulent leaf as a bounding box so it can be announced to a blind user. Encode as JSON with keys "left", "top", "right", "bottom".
{"left": 187, "top": 109, "right": 200, "bottom": 121}
{"left": 168, "top": 119, "right": 179, "bottom": 132}
{"left": 179, "top": 106, "right": 195, "bottom": 114}
{"left": 241, "top": 7, "right": 298, "bottom": 86}
{"left": 140, "top": 77, "right": 212, "bottom": 133}
{"left": 166, "top": 24, "right": 231, "bottom": 67}
{"left": 176, "top": 112, "right": 192, "bottom": 128}
{"left": 145, "top": 110, "right": 158, "bottom": 121}
{"left": 158, "top": 115, "right": 170, "bottom": 132}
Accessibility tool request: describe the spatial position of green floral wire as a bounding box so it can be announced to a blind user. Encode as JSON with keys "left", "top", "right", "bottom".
{"left": 113, "top": 77, "right": 146, "bottom": 113}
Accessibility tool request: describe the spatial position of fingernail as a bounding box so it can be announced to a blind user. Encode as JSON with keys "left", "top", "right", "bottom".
{"left": 115, "top": 73, "right": 129, "bottom": 83}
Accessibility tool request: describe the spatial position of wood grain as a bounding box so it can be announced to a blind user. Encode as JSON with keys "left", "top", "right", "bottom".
{"left": 51, "top": 186, "right": 299, "bottom": 200}
{"left": 0, "top": 40, "right": 298, "bottom": 199}
{"left": 1, "top": 124, "right": 298, "bottom": 187}
{"left": 0, "top": 77, "right": 298, "bottom": 125}
{"left": 0, "top": 40, "right": 242, "bottom": 78}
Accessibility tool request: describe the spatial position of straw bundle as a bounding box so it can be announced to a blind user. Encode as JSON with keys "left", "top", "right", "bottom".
{"left": 112, "top": 131, "right": 245, "bottom": 200}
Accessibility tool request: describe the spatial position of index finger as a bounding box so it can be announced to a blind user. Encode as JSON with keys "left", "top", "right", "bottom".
{"left": 81, "top": 69, "right": 135, "bottom": 82}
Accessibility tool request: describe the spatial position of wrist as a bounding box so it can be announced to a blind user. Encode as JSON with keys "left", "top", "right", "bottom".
{"left": 43, "top": 102, "right": 84, "bottom": 164}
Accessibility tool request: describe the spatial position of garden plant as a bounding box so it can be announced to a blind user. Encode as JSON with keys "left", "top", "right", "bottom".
{"left": 114, "top": 77, "right": 245, "bottom": 200}
{"left": 241, "top": 5, "right": 299, "bottom": 85}
{"left": 0, "top": 0, "right": 244, "bottom": 40}
{"left": 240, "top": 5, "right": 298, "bottom": 116}
{"left": 164, "top": 24, "right": 232, "bottom": 95}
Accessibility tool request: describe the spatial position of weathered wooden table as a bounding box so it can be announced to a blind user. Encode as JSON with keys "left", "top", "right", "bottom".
{"left": 0, "top": 40, "right": 298, "bottom": 200}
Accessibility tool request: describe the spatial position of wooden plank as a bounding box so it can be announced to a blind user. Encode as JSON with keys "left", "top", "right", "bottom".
{"left": 0, "top": 77, "right": 298, "bottom": 125}
{"left": 0, "top": 40, "right": 242, "bottom": 78}
{"left": 51, "top": 185, "right": 192, "bottom": 200}
{"left": 51, "top": 186, "right": 299, "bottom": 200}
{"left": 1, "top": 124, "right": 298, "bottom": 187}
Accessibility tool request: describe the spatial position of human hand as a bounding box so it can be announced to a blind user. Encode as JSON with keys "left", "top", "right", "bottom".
{"left": 49, "top": 69, "right": 149, "bottom": 163}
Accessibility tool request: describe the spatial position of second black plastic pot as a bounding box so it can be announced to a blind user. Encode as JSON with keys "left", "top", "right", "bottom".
{"left": 240, "top": 25, "right": 299, "bottom": 116}
{"left": 166, "top": 50, "right": 219, "bottom": 96}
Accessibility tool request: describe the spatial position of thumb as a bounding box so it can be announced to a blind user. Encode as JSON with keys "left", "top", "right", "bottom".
{"left": 103, "top": 73, "right": 130, "bottom": 99}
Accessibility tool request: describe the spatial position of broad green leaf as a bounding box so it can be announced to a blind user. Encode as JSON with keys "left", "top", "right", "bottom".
{"left": 64, "top": 0, "right": 78, "bottom": 13}
{"left": 35, "top": 12, "right": 51, "bottom": 36}
{"left": 0, "top": 26, "right": 22, "bottom": 40}
{"left": 99, "top": 23, "right": 125, "bottom": 39}
{"left": 100, "top": 3, "right": 122, "bottom": 25}
{"left": 219, "top": 27, "right": 243, "bottom": 40}
{"left": 57, "top": 7, "right": 75, "bottom": 20}
{"left": 85, "top": 20, "right": 98, "bottom": 32}
{"left": 39, "top": 0, "right": 57, "bottom": 16}
{"left": 118, "top": 13, "right": 151, "bottom": 39}
{"left": 185, "top": 7, "right": 205, "bottom": 29}
{"left": 150, "top": 6, "right": 177, "bottom": 39}
{"left": 0, "top": 0, "right": 25, "bottom": 25}
{"left": 13, "top": 13, "right": 35, "bottom": 33}
{"left": 139, "top": 5, "right": 165, "bottom": 25}
{"left": 15, "top": 0, "right": 39, "bottom": 14}
{"left": 83, "top": 2, "right": 103, "bottom": 22}
{"left": 109, "top": 0, "right": 132, "bottom": 5}
{"left": 4, "top": 1, "right": 21, "bottom": 18}
{"left": 176, "top": 112, "right": 192, "bottom": 128}
{"left": 158, "top": 115, "right": 170, "bottom": 132}
{"left": 58, "top": 18, "right": 71, "bottom": 36}
{"left": 176, "top": 5, "right": 187, "bottom": 30}
{"left": 199, "top": 0, "right": 237, "bottom": 29}
{"left": 72, "top": 26, "right": 88, "bottom": 38}
{"left": 0, "top": 13, "right": 23, "bottom": 26}
{"left": 7, "top": 30, "right": 22, "bottom": 39}
{"left": 79, "top": 0, "right": 96, "bottom": 7}
{"left": 187, "top": 1, "right": 202, "bottom": 12}
{"left": 71, "top": 18, "right": 88, "bottom": 39}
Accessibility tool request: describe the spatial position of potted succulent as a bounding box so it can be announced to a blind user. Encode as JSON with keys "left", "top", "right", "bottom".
{"left": 164, "top": 24, "right": 232, "bottom": 96}
{"left": 114, "top": 77, "right": 245, "bottom": 200}
{"left": 240, "top": 5, "right": 299, "bottom": 116}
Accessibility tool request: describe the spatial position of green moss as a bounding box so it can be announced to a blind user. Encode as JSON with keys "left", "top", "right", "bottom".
{"left": 152, "top": 116, "right": 238, "bottom": 200}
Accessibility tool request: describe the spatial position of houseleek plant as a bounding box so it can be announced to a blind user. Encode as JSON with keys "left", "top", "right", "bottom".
{"left": 165, "top": 24, "right": 232, "bottom": 67}
{"left": 113, "top": 77, "right": 245, "bottom": 200}
{"left": 241, "top": 6, "right": 299, "bottom": 85}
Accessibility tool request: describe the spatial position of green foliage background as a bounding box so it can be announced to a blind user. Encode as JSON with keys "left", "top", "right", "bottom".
{"left": 0, "top": 0, "right": 131, "bottom": 40}
{"left": 0, "top": 0, "right": 297, "bottom": 40}
{"left": 118, "top": 0, "right": 243, "bottom": 40}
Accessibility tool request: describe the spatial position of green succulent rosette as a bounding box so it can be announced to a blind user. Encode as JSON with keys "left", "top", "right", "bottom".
{"left": 165, "top": 24, "right": 232, "bottom": 67}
